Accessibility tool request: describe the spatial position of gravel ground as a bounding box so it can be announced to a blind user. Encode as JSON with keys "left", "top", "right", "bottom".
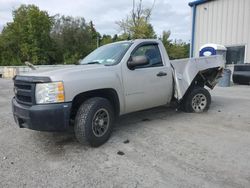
{"left": 0, "top": 78, "right": 250, "bottom": 188}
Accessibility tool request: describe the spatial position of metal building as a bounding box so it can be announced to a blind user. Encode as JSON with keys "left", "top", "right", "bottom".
{"left": 189, "top": 0, "right": 250, "bottom": 65}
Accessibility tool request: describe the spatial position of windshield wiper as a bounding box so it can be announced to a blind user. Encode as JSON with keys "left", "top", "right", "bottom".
{"left": 85, "top": 61, "right": 102, "bottom": 65}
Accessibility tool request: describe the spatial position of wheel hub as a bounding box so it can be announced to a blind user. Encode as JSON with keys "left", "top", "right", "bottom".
{"left": 192, "top": 93, "right": 207, "bottom": 112}
{"left": 98, "top": 119, "right": 104, "bottom": 126}
{"left": 92, "top": 108, "right": 110, "bottom": 137}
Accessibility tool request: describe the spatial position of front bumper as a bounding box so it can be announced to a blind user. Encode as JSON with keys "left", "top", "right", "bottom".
{"left": 12, "top": 98, "right": 72, "bottom": 132}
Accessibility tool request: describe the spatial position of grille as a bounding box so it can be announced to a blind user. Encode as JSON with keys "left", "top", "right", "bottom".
{"left": 14, "top": 80, "right": 35, "bottom": 106}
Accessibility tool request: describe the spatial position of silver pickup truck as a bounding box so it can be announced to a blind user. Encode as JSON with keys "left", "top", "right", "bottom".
{"left": 12, "top": 39, "right": 225, "bottom": 147}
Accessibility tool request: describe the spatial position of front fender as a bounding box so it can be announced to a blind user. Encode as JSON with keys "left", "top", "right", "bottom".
{"left": 60, "top": 66, "right": 125, "bottom": 114}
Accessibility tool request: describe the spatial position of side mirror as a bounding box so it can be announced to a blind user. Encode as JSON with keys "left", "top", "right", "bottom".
{"left": 127, "top": 56, "right": 149, "bottom": 70}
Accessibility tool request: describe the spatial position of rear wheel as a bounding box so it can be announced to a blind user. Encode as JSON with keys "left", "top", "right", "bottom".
{"left": 74, "top": 97, "right": 114, "bottom": 147}
{"left": 182, "top": 87, "right": 211, "bottom": 113}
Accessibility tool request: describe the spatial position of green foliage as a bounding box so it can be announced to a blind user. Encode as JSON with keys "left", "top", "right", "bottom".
{"left": 168, "top": 40, "right": 190, "bottom": 60}
{"left": 0, "top": 3, "right": 190, "bottom": 66}
{"left": 51, "top": 16, "right": 97, "bottom": 64}
{"left": 116, "top": 0, "right": 156, "bottom": 39}
{"left": 100, "top": 35, "right": 113, "bottom": 46}
{"left": 0, "top": 5, "right": 54, "bottom": 65}
{"left": 160, "top": 30, "right": 189, "bottom": 60}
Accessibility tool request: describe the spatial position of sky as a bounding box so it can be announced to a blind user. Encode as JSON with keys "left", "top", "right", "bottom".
{"left": 0, "top": 0, "right": 192, "bottom": 42}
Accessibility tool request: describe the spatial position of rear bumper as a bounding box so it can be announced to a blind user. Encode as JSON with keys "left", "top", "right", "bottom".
{"left": 12, "top": 98, "right": 72, "bottom": 132}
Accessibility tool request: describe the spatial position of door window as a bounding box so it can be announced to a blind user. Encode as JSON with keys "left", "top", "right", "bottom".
{"left": 131, "top": 44, "right": 163, "bottom": 68}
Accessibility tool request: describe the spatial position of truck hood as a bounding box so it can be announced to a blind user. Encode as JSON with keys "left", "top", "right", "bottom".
{"left": 21, "top": 64, "right": 106, "bottom": 80}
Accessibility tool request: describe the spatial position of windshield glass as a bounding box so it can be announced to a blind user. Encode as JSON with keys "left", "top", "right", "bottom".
{"left": 80, "top": 42, "right": 132, "bottom": 65}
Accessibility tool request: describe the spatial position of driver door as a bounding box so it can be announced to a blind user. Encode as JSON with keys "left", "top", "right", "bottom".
{"left": 122, "top": 42, "right": 172, "bottom": 113}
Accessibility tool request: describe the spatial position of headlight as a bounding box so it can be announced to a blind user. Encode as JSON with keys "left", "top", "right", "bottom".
{"left": 35, "top": 81, "right": 65, "bottom": 104}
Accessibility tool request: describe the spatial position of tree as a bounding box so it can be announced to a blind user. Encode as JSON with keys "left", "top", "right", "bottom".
{"left": 112, "top": 34, "right": 119, "bottom": 42}
{"left": 169, "top": 40, "right": 190, "bottom": 59}
{"left": 100, "top": 34, "right": 112, "bottom": 45}
{"left": 161, "top": 30, "right": 172, "bottom": 52}
{"left": 0, "top": 5, "right": 54, "bottom": 65}
{"left": 89, "top": 21, "right": 101, "bottom": 48}
{"left": 160, "top": 30, "right": 189, "bottom": 60}
{"left": 116, "top": 0, "right": 156, "bottom": 39}
{"left": 0, "top": 4, "right": 190, "bottom": 66}
{"left": 51, "top": 16, "right": 97, "bottom": 64}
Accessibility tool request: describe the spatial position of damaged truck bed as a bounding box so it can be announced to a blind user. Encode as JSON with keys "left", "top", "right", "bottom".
{"left": 171, "top": 55, "right": 225, "bottom": 100}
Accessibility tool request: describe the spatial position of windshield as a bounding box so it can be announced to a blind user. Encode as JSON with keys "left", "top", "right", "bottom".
{"left": 80, "top": 42, "right": 132, "bottom": 65}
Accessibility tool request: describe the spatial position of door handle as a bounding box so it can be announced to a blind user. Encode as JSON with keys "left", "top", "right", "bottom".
{"left": 157, "top": 72, "right": 167, "bottom": 77}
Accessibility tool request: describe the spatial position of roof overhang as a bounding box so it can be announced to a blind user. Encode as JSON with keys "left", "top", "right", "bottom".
{"left": 188, "top": 0, "right": 210, "bottom": 7}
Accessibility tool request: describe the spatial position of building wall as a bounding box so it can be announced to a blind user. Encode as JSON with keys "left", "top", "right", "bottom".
{"left": 193, "top": 0, "right": 250, "bottom": 63}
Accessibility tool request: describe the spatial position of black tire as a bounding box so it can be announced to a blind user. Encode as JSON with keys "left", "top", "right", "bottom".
{"left": 74, "top": 97, "right": 114, "bottom": 147}
{"left": 182, "top": 87, "right": 211, "bottom": 113}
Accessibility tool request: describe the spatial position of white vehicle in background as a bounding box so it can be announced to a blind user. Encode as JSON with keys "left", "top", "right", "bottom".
{"left": 12, "top": 39, "right": 225, "bottom": 147}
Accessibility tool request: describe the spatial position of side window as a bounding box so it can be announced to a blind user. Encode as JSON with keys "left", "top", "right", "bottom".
{"left": 131, "top": 44, "right": 163, "bottom": 68}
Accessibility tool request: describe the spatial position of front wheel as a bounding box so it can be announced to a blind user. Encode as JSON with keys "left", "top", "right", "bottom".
{"left": 182, "top": 87, "right": 211, "bottom": 113}
{"left": 74, "top": 97, "right": 114, "bottom": 147}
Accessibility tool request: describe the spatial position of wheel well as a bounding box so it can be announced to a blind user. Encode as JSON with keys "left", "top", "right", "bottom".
{"left": 191, "top": 74, "right": 205, "bottom": 88}
{"left": 181, "top": 73, "right": 207, "bottom": 101}
{"left": 182, "top": 68, "right": 219, "bottom": 101}
{"left": 189, "top": 67, "right": 221, "bottom": 91}
{"left": 70, "top": 89, "right": 120, "bottom": 120}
